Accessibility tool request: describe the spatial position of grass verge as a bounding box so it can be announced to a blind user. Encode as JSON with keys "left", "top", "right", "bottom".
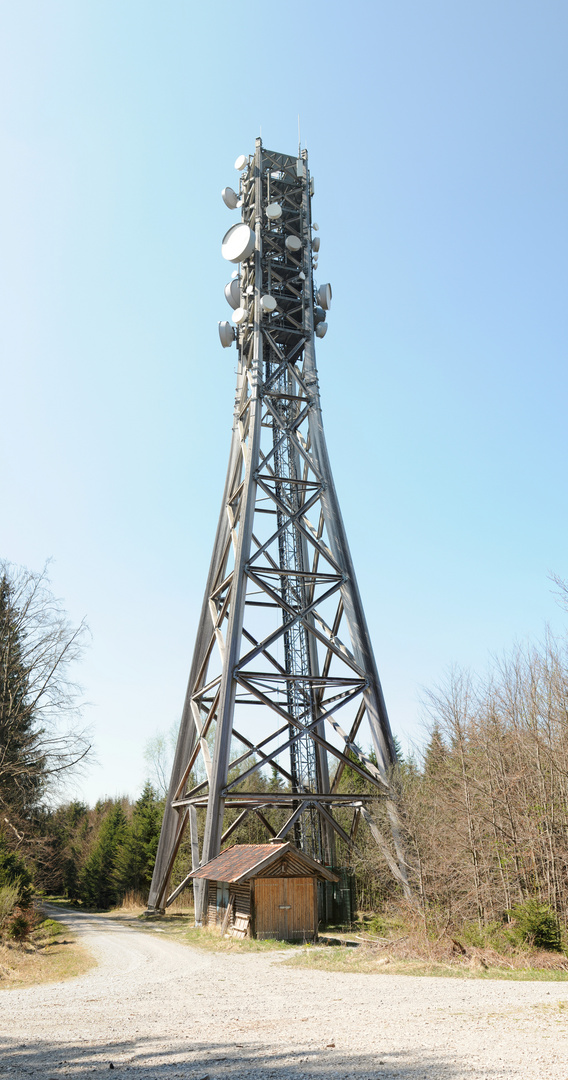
{"left": 45, "top": 897, "right": 568, "bottom": 982}
{"left": 133, "top": 908, "right": 298, "bottom": 953}
{"left": 131, "top": 908, "right": 568, "bottom": 979}
{"left": 280, "top": 944, "right": 568, "bottom": 980}
{"left": 0, "top": 915, "right": 94, "bottom": 990}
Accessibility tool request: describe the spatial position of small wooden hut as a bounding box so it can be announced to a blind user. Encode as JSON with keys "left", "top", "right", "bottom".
{"left": 188, "top": 842, "right": 338, "bottom": 941}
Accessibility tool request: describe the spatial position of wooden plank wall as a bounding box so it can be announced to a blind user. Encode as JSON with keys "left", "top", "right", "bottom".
{"left": 205, "top": 879, "right": 252, "bottom": 937}
{"left": 229, "top": 883, "right": 251, "bottom": 938}
{"left": 231, "top": 883, "right": 251, "bottom": 917}
{"left": 207, "top": 881, "right": 217, "bottom": 926}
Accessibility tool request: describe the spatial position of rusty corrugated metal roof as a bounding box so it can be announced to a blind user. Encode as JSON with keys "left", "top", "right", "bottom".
{"left": 188, "top": 842, "right": 337, "bottom": 882}
{"left": 189, "top": 844, "right": 280, "bottom": 882}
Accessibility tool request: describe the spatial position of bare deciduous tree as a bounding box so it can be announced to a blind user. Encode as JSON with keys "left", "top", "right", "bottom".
{"left": 378, "top": 629, "right": 568, "bottom": 930}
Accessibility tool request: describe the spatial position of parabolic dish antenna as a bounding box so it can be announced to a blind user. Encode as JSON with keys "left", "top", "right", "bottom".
{"left": 316, "top": 283, "right": 332, "bottom": 310}
{"left": 222, "top": 223, "right": 255, "bottom": 263}
{"left": 232, "top": 306, "right": 248, "bottom": 324}
{"left": 285, "top": 235, "right": 302, "bottom": 253}
{"left": 312, "top": 236, "right": 320, "bottom": 252}
{"left": 266, "top": 202, "right": 282, "bottom": 220}
{"left": 224, "top": 279, "right": 241, "bottom": 309}
{"left": 260, "top": 294, "right": 277, "bottom": 312}
{"left": 315, "top": 322, "right": 328, "bottom": 339}
{"left": 234, "top": 154, "right": 248, "bottom": 170}
{"left": 218, "top": 321, "right": 235, "bottom": 348}
{"left": 221, "top": 186, "right": 239, "bottom": 209}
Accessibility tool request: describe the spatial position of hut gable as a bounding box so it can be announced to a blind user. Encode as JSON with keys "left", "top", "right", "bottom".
{"left": 255, "top": 851, "right": 317, "bottom": 878}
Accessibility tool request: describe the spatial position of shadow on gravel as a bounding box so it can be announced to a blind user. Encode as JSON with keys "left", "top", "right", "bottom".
{"left": 0, "top": 1035, "right": 488, "bottom": 1079}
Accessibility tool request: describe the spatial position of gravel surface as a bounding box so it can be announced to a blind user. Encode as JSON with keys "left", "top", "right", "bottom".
{"left": 0, "top": 905, "right": 567, "bottom": 1080}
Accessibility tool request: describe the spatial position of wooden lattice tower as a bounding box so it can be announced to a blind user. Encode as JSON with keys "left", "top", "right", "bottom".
{"left": 147, "top": 139, "right": 409, "bottom": 917}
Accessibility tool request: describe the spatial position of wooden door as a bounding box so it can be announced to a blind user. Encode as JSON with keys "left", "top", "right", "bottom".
{"left": 254, "top": 877, "right": 316, "bottom": 940}
{"left": 254, "top": 878, "right": 285, "bottom": 938}
{"left": 287, "top": 878, "right": 316, "bottom": 939}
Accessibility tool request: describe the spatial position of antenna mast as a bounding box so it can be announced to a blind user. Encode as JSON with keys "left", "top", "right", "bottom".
{"left": 147, "top": 140, "right": 409, "bottom": 918}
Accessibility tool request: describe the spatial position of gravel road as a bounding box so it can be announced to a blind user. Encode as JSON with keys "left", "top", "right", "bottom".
{"left": 0, "top": 905, "right": 567, "bottom": 1080}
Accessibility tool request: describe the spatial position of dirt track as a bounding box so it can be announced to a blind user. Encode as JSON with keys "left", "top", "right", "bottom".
{"left": 0, "top": 905, "right": 567, "bottom": 1079}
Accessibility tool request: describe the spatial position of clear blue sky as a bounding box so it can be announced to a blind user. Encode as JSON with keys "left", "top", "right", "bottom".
{"left": 1, "top": 1, "right": 567, "bottom": 804}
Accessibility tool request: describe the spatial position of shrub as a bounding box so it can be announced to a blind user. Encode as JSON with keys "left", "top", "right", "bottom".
{"left": 0, "top": 835, "right": 33, "bottom": 906}
{"left": 7, "top": 912, "right": 31, "bottom": 941}
{"left": 367, "top": 914, "right": 388, "bottom": 936}
{"left": 460, "top": 919, "right": 508, "bottom": 950}
{"left": 0, "top": 884, "right": 20, "bottom": 930}
{"left": 508, "top": 898, "right": 562, "bottom": 952}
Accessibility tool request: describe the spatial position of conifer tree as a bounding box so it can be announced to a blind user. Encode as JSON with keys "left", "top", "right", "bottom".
{"left": 0, "top": 574, "right": 44, "bottom": 813}
{"left": 114, "top": 783, "right": 163, "bottom": 898}
{"left": 423, "top": 723, "right": 448, "bottom": 777}
{"left": 0, "top": 832, "right": 33, "bottom": 905}
{"left": 0, "top": 562, "right": 90, "bottom": 821}
{"left": 80, "top": 803, "right": 128, "bottom": 909}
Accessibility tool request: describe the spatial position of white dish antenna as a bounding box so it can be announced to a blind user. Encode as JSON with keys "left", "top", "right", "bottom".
{"left": 312, "top": 236, "right": 320, "bottom": 252}
{"left": 222, "top": 223, "right": 255, "bottom": 263}
{"left": 218, "top": 321, "right": 235, "bottom": 348}
{"left": 266, "top": 202, "right": 282, "bottom": 220}
{"left": 316, "top": 283, "right": 332, "bottom": 310}
{"left": 315, "top": 322, "right": 328, "bottom": 339}
{"left": 234, "top": 154, "right": 248, "bottom": 170}
{"left": 224, "top": 279, "right": 241, "bottom": 309}
{"left": 260, "top": 294, "right": 277, "bottom": 312}
{"left": 285, "top": 235, "right": 302, "bottom": 253}
{"left": 232, "top": 306, "right": 247, "bottom": 324}
{"left": 221, "top": 186, "right": 239, "bottom": 209}
{"left": 312, "top": 222, "right": 319, "bottom": 231}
